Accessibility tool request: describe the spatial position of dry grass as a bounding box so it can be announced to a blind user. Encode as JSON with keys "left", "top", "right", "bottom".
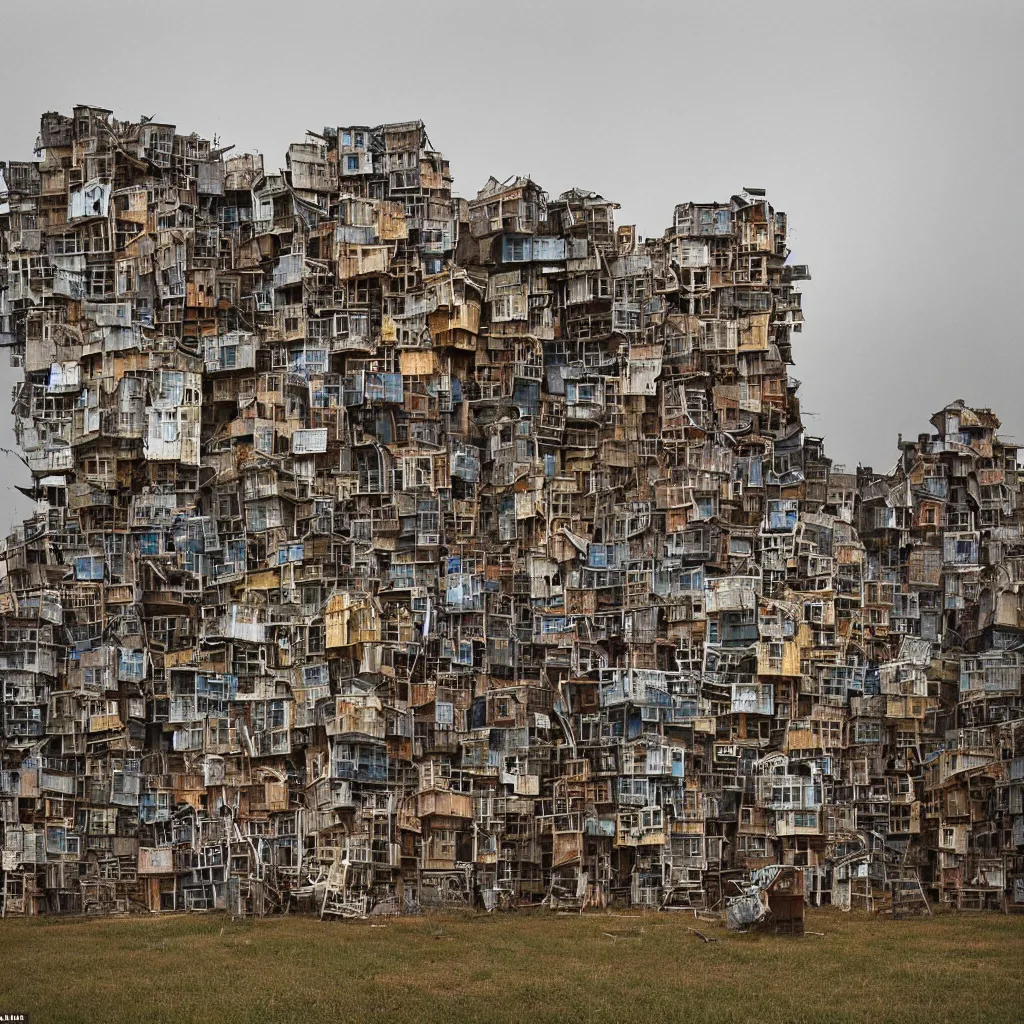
{"left": 0, "top": 908, "right": 1022, "bottom": 1023}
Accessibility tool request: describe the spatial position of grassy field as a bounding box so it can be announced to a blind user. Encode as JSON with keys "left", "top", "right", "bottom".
{"left": 0, "top": 908, "right": 1021, "bottom": 1024}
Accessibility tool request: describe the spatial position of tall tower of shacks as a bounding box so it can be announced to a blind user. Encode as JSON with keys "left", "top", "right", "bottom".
{"left": 0, "top": 106, "right": 1021, "bottom": 917}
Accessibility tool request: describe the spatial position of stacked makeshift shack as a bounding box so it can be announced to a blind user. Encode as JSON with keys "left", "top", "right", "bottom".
{"left": 0, "top": 107, "right": 1021, "bottom": 917}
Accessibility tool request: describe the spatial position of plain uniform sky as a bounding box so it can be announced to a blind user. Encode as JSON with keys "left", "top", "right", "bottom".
{"left": 0, "top": 0, "right": 1021, "bottom": 528}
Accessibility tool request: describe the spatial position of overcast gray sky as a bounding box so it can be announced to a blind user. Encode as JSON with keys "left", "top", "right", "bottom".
{"left": 1, "top": 0, "right": 1021, "bottom": 528}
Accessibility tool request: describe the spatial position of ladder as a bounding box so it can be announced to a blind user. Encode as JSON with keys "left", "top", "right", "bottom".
{"left": 890, "top": 845, "right": 931, "bottom": 918}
